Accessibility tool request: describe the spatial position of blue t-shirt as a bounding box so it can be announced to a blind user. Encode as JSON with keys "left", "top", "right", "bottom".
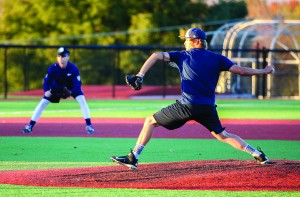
{"left": 43, "top": 62, "right": 82, "bottom": 93}
{"left": 168, "top": 48, "right": 234, "bottom": 105}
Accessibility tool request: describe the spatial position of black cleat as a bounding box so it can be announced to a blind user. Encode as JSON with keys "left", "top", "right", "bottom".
{"left": 22, "top": 125, "right": 32, "bottom": 133}
{"left": 86, "top": 125, "right": 95, "bottom": 134}
{"left": 110, "top": 150, "right": 138, "bottom": 170}
{"left": 254, "top": 147, "right": 270, "bottom": 164}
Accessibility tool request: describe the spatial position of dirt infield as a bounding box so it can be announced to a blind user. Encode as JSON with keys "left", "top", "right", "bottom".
{"left": 0, "top": 160, "right": 299, "bottom": 191}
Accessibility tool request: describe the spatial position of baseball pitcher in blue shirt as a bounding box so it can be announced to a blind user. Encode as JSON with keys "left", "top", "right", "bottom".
{"left": 22, "top": 47, "right": 95, "bottom": 134}
{"left": 111, "top": 27, "right": 275, "bottom": 169}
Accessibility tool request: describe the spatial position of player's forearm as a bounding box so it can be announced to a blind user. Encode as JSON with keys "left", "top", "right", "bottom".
{"left": 137, "top": 52, "right": 168, "bottom": 77}
{"left": 239, "top": 67, "right": 265, "bottom": 76}
{"left": 71, "top": 79, "right": 81, "bottom": 94}
{"left": 43, "top": 72, "right": 54, "bottom": 91}
{"left": 137, "top": 54, "right": 157, "bottom": 77}
{"left": 229, "top": 65, "right": 274, "bottom": 76}
{"left": 43, "top": 81, "right": 51, "bottom": 92}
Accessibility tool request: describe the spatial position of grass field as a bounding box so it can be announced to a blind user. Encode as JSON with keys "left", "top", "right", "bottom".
{"left": 1, "top": 99, "right": 300, "bottom": 119}
{"left": 0, "top": 99, "right": 300, "bottom": 196}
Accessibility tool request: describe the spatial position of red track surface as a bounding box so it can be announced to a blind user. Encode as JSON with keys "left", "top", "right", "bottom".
{"left": 1, "top": 118, "right": 300, "bottom": 140}
{"left": 11, "top": 85, "right": 182, "bottom": 99}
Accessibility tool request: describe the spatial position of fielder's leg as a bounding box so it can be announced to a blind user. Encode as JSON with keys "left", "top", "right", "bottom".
{"left": 22, "top": 98, "right": 50, "bottom": 133}
{"left": 75, "top": 95, "right": 95, "bottom": 134}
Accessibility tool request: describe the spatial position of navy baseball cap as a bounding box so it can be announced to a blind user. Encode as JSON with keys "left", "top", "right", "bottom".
{"left": 179, "top": 27, "right": 206, "bottom": 40}
{"left": 57, "top": 47, "right": 70, "bottom": 57}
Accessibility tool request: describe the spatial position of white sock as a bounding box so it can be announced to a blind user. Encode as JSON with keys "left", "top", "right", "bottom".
{"left": 133, "top": 144, "right": 145, "bottom": 159}
{"left": 244, "top": 144, "right": 261, "bottom": 157}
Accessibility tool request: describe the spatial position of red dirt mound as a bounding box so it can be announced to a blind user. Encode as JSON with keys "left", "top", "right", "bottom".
{"left": 0, "top": 160, "right": 299, "bottom": 191}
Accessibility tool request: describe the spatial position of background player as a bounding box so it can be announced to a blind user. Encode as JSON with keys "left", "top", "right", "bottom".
{"left": 111, "top": 27, "right": 275, "bottom": 169}
{"left": 22, "top": 47, "right": 95, "bottom": 134}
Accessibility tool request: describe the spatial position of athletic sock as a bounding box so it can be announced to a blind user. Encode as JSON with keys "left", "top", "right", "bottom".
{"left": 133, "top": 143, "right": 145, "bottom": 159}
{"left": 244, "top": 144, "right": 261, "bottom": 157}
{"left": 29, "top": 120, "right": 36, "bottom": 128}
{"left": 85, "top": 118, "right": 91, "bottom": 126}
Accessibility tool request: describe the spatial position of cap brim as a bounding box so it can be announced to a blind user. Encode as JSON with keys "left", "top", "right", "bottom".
{"left": 58, "top": 53, "right": 70, "bottom": 57}
{"left": 179, "top": 36, "right": 201, "bottom": 38}
{"left": 178, "top": 36, "right": 188, "bottom": 39}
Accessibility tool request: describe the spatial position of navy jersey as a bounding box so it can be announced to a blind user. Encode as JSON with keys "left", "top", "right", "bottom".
{"left": 168, "top": 48, "right": 234, "bottom": 105}
{"left": 43, "top": 61, "right": 82, "bottom": 94}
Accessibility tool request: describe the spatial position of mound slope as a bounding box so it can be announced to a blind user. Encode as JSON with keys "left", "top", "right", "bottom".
{"left": 0, "top": 160, "right": 299, "bottom": 191}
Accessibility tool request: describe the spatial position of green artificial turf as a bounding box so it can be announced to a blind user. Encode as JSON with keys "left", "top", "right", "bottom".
{"left": 1, "top": 137, "right": 299, "bottom": 170}
{"left": 0, "top": 99, "right": 300, "bottom": 119}
{"left": 0, "top": 185, "right": 298, "bottom": 197}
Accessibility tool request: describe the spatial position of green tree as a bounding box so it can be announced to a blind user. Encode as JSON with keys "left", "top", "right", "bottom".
{"left": 0, "top": 0, "right": 249, "bottom": 92}
{"left": 0, "top": 0, "right": 131, "bottom": 45}
{"left": 0, "top": 0, "right": 210, "bottom": 46}
{"left": 205, "top": 0, "right": 248, "bottom": 21}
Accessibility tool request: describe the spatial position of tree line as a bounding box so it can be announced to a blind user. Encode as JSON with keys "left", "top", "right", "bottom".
{"left": 0, "top": 0, "right": 248, "bottom": 46}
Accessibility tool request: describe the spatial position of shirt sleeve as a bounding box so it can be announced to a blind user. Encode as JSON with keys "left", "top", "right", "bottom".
{"left": 70, "top": 66, "right": 82, "bottom": 93}
{"left": 168, "top": 51, "right": 181, "bottom": 63}
{"left": 168, "top": 51, "right": 184, "bottom": 70}
{"left": 219, "top": 54, "right": 235, "bottom": 71}
{"left": 43, "top": 67, "right": 54, "bottom": 92}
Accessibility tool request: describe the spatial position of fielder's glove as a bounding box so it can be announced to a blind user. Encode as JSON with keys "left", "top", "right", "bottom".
{"left": 51, "top": 87, "right": 71, "bottom": 99}
{"left": 125, "top": 74, "right": 143, "bottom": 91}
{"left": 61, "top": 87, "right": 72, "bottom": 99}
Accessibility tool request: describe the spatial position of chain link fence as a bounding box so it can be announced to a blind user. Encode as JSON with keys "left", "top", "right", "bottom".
{"left": 0, "top": 45, "right": 299, "bottom": 99}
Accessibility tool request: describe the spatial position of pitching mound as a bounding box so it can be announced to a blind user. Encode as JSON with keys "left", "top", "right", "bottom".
{"left": 1, "top": 160, "right": 299, "bottom": 191}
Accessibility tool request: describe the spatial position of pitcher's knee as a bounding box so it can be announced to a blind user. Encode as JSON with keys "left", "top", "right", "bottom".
{"left": 213, "top": 130, "right": 230, "bottom": 141}
{"left": 144, "top": 115, "right": 158, "bottom": 126}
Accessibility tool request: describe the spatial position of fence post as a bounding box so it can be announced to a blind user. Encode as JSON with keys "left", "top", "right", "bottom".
{"left": 4, "top": 48, "right": 8, "bottom": 99}
{"left": 162, "top": 50, "right": 167, "bottom": 98}
{"left": 255, "top": 43, "right": 260, "bottom": 98}
{"left": 113, "top": 42, "right": 120, "bottom": 98}
{"left": 22, "top": 47, "right": 29, "bottom": 91}
{"left": 262, "top": 47, "right": 268, "bottom": 98}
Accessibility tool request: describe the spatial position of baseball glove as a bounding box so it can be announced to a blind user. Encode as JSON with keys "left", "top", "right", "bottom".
{"left": 51, "top": 87, "right": 71, "bottom": 99}
{"left": 125, "top": 75, "right": 143, "bottom": 91}
{"left": 61, "top": 87, "right": 71, "bottom": 99}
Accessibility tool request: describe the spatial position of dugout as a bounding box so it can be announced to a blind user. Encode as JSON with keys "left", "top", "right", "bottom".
{"left": 210, "top": 19, "right": 300, "bottom": 99}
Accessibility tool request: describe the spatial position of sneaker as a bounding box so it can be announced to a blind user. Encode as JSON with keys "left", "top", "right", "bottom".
{"left": 110, "top": 150, "right": 138, "bottom": 170}
{"left": 22, "top": 125, "right": 32, "bottom": 133}
{"left": 254, "top": 147, "right": 270, "bottom": 164}
{"left": 86, "top": 125, "right": 95, "bottom": 134}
